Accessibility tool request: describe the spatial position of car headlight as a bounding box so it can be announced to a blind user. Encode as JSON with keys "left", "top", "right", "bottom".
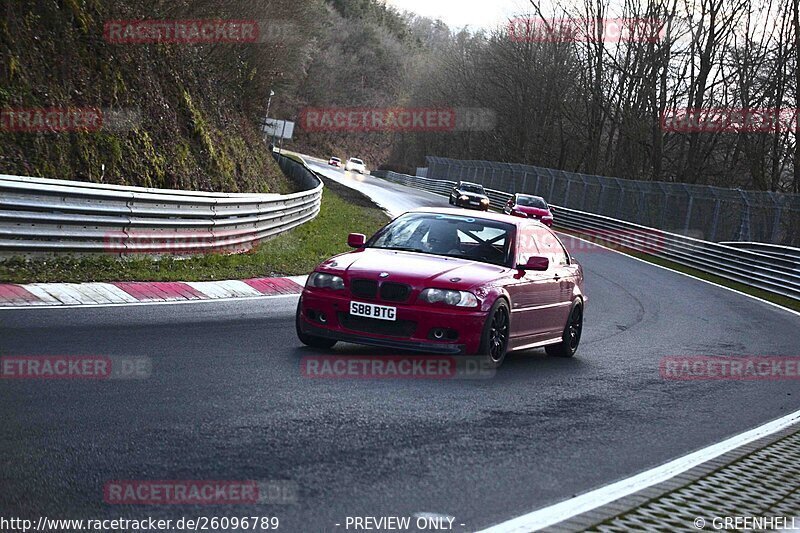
{"left": 419, "top": 288, "right": 479, "bottom": 307}
{"left": 307, "top": 272, "right": 345, "bottom": 290}
{"left": 459, "top": 195, "right": 469, "bottom": 201}
{"left": 542, "top": 215, "right": 553, "bottom": 220}
{"left": 480, "top": 198, "right": 489, "bottom": 204}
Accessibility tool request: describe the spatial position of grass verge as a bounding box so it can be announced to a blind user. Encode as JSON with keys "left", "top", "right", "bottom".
{"left": 559, "top": 228, "right": 800, "bottom": 313}
{"left": 0, "top": 185, "right": 389, "bottom": 284}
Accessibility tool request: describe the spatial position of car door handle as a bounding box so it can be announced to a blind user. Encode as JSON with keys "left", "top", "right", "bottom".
{"left": 553, "top": 273, "right": 560, "bottom": 281}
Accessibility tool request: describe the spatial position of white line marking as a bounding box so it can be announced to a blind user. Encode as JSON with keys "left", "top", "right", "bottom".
{"left": 185, "top": 281, "right": 225, "bottom": 299}
{"left": 559, "top": 232, "right": 800, "bottom": 318}
{"left": 88, "top": 283, "right": 139, "bottom": 303}
{"left": 0, "top": 292, "right": 299, "bottom": 311}
{"left": 186, "top": 280, "right": 256, "bottom": 299}
{"left": 288, "top": 275, "right": 309, "bottom": 286}
{"left": 68, "top": 283, "right": 118, "bottom": 304}
{"left": 17, "top": 285, "right": 60, "bottom": 305}
{"left": 216, "top": 279, "right": 264, "bottom": 297}
{"left": 477, "top": 408, "right": 800, "bottom": 532}
{"left": 26, "top": 283, "right": 87, "bottom": 305}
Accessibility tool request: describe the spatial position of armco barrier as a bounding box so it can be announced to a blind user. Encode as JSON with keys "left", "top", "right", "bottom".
{"left": 0, "top": 152, "right": 322, "bottom": 256}
{"left": 374, "top": 170, "right": 800, "bottom": 301}
{"left": 424, "top": 156, "right": 800, "bottom": 246}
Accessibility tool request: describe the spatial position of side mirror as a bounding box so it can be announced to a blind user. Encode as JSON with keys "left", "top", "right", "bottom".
{"left": 548, "top": 206, "right": 555, "bottom": 213}
{"left": 518, "top": 255, "right": 549, "bottom": 271}
{"left": 347, "top": 233, "right": 366, "bottom": 248}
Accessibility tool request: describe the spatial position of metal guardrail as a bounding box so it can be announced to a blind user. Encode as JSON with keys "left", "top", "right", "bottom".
{"left": 423, "top": 156, "right": 800, "bottom": 247}
{"left": 0, "top": 152, "right": 323, "bottom": 256}
{"left": 719, "top": 242, "right": 800, "bottom": 264}
{"left": 374, "top": 170, "right": 800, "bottom": 301}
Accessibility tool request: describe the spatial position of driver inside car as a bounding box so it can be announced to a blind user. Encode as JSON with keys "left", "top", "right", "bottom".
{"left": 424, "top": 223, "right": 461, "bottom": 255}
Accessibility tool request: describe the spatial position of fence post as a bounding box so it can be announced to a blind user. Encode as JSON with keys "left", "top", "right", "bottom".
{"left": 615, "top": 178, "right": 625, "bottom": 219}
{"left": 769, "top": 192, "right": 783, "bottom": 244}
{"left": 683, "top": 184, "right": 693, "bottom": 234}
{"left": 581, "top": 177, "right": 589, "bottom": 211}
{"left": 709, "top": 194, "right": 720, "bottom": 242}
{"left": 658, "top": 183, "right": 669, "bottom": 230}
{"left": 638, "top": 188, "right": 646, "bottom": 224}
{"left": 735, "top": 189, "right": 751, "bottom": 241}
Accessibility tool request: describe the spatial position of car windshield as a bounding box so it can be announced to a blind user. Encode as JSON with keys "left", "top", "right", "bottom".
{"left": 516, "top": 196, "right": 548, "bottom": 209}
{"left": 351, "top": 158, "right": 364, "bottom": 165}
{"left": 367, "top": 213, "right": 514, "bottom": 267}
{"left": 460, "top": 184, "right": 485, "bottom": 194}
{"left": 331, "top": 157, "right": 340, "bottom": 162}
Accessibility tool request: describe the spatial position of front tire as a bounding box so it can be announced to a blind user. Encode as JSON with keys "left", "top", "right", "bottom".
{"left": 477, "top": 299, "right": 510, "bottom": 368}
{"left": 545, "top": 300, "right": 583, "bottom": 358}
{"left": 296, "top": 302, "right": 337, "bottom": 350}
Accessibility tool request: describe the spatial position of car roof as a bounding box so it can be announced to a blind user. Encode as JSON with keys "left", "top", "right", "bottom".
{"left": 406, "top": 207, "right": 535, "bottom": 227}
{"left": 458, "top": 181, "right": 483, "bottom": 187}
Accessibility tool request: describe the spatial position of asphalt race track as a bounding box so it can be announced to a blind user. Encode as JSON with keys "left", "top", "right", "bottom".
{"left": 1, "top": 163, "right": 799, "bottom": 532}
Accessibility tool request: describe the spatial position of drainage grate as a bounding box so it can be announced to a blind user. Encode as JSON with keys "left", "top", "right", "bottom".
{"left": 587, "top": 431, "right": 800, "bottom": 532}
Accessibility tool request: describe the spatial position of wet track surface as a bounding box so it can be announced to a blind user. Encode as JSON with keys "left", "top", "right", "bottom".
{"left": 1, "top": 163, "right": 799, "bottom": 531}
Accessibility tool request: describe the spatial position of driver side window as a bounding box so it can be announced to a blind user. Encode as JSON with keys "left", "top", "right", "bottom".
{"left": 517, "top": 225, "right": 541, "bottom": 266}
{"left": 538, "top": 228, "right": 569, "bottom": 266}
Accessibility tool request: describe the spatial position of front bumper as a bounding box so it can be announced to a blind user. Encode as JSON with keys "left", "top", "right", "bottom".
{"left": 298, "top": 290, "right": 487, "bottom": 354}
{"left": 454, "top": 199, "right": 490, "bottom": 211}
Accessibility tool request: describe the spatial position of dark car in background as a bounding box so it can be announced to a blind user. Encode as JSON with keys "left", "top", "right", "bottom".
{"left": 504, "top": 194, "right": 554, "bottom": 226}
{"left": 449, "top": 181, "right": 490, "bottom": 211}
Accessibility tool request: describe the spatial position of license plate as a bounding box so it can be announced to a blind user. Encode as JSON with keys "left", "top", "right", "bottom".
{"left": 469, "top": 200, "right": 480, "bottom": 205}
{"left": 350, "top": 301, "right": 397, "bottom": 321}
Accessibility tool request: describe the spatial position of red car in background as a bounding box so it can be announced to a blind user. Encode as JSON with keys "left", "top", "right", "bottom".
{"left": 504, "top": 194, "right": 554, "bottom": 226}
{"left": 296, "top": 208, "right": 585, "bottom": 367}
{"left": 328, "top": 156, "right": 342, "bottom": 167}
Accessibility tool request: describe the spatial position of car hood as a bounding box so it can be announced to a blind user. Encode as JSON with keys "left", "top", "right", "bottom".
{"left": 515, "top": 205, "right": 551, "bottom": 217}
{"left": 319, "top": 248, "right": 508, "bottom": 290}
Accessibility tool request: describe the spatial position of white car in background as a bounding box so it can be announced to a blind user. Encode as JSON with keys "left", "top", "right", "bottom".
{"left": 345, "top": 157, "right": 367, "bottom": 174}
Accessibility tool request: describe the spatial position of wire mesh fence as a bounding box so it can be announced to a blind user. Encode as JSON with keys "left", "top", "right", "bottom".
{"left": 424, "top": 156, "right": 800, "bottom": 246}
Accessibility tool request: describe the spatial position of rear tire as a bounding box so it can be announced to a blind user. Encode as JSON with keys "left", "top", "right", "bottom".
{"left": 296, "top": 302, "right": 337, "bottom": 350}
{"left": 545, "top": 300, "right": 583, "bottom": 358}
{"left": 477, "top": 299, "right": 510, "bottom": 368}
